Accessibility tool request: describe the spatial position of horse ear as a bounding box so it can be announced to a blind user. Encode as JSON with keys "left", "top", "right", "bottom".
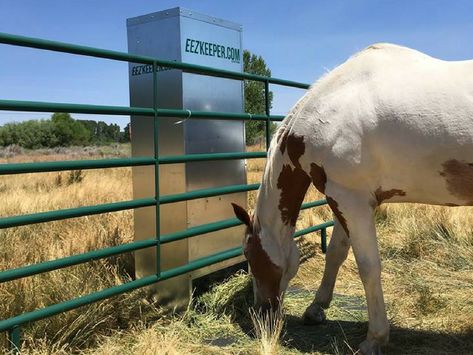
{"left": 231, "top": 203, "right": 251, "bottom": 227}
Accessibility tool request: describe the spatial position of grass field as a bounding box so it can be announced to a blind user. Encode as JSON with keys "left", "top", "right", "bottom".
{"left": 1, "top": 143, "right": 473, "bottom": 354}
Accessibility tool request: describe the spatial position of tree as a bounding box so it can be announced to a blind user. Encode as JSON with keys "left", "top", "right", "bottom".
{"left": 80, "top": 120, "right": 98, "bottom": 139}
{"left": 105, "top": 123, "right": 121, "bottom": 142}
{"left": 120, "top": 123, "right": 131, "bottom": 143}
{"left": 0, "top": 114, "right": 128, "bottom": 148}
{"left": 79, "top": 119, "right": 124, "bottom": 144}
{"left": 51, "top": 113, "right": 91, "bottom": 146}
{"left": 243, "top": 50, "right": 275, "bottom": 145}
{"left": 0, "top": 120, "right": 59, "bottom": 149}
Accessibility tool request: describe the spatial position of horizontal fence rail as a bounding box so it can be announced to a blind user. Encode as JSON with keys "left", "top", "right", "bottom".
{"left": 0, "top": 198, "right": 156, "bottom": 229}
{"left": 0, "top": 239, "right": 158, "bottom": 283}
{"left": 0, "top": 219, "right": 333, "bottom": 332}
{"left": 0, "top": 98, "right": 285, "bottom": 122}
{"left": 0, "top": 183, "right": 260, "bottom": 229}
{"left": 0, "top": 31, "right": 331, "bottom": 353}
{"left": 0, "top": 32, "right": 310, "bottom": 89}
{"left": 0, "top": 157, "right": 156, "bottom": 175}
{"left": 0, "top": 213, "right": 331, "bottom": 284}
{"left": 0, "top": 152, "right": 267, "bottom": 175}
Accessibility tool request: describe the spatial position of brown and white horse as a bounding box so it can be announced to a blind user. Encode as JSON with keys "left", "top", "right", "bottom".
{"left": 232, "top": 43, "right": 473, "bottom": 354}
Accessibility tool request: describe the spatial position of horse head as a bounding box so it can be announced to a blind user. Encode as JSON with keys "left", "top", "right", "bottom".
{"left": 231, "top": 203, "right": 300, "bottom": 312}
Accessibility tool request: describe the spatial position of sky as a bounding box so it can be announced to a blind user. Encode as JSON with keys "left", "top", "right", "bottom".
{"left": 0, "top": 0, "right": 472, "bottom": 128}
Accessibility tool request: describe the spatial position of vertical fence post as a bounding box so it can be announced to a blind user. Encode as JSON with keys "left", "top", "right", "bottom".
{"left": 8, "top": 326, "right": 20, "bottom": 354}
{"left": 321, "top": 228, "right": 327, "bottom": 254}
{"left": 264, "top": 80, "right": 271, "bottom": 150}
{"left": 153, "top": 61, "right": 161, "bottom": 276}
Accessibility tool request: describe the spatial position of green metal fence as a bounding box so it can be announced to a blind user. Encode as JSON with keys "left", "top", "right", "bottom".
{"left": 0, "top": 32, "right": 334, "bottom": 352}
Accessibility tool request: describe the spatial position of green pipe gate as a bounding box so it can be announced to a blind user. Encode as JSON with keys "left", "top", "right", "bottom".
{"left": 0, "top": 32, "right": 334, "bottom": 352}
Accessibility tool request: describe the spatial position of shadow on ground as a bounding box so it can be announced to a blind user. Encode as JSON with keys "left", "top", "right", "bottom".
{"left": 297, "top": 238, "right": 318, "bottom": 264}
{"left": 225, "top": 284, "right": 473, "bottom": 354}
{"left": 282, "top": 317, "right": 473, "bottom": 354}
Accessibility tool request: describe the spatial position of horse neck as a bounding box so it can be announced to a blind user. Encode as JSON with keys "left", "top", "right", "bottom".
{"left": 254, "top": 140, "right": 311, "bottom": 246}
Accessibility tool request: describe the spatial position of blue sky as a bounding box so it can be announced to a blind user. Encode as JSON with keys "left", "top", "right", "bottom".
{"left": 1, "top": 0, "right": 472, "bottom": 128}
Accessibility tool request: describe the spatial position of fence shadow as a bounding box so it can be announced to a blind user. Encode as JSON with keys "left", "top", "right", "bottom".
{"left": 296, "top": 237, "right": 318, "bottom": 264}
{"left": 225, "top": 291, "right": 473, "bottom": 355}
{"left": 282, "top": 317, "right": 473, "bottom": 354}
{"left": 215, "top": 253, "right": 473, "bottom": 354}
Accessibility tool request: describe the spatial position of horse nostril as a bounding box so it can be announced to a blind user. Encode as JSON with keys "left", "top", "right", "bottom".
{"left": 261, "top": 302, "right": 272, "bottom": 313}
{"left": 255, "top": 301, "right": 272, "bottom": 315}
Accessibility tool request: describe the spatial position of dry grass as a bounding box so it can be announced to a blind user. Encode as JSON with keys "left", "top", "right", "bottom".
{"left": 1, "top": 143, "right": 473, "bottom": 354}
{"left": 250, "top": 307, "right": 285, "bottom": 355}
{"left": 0, "top": 144, "right": 145, "bottom": 351}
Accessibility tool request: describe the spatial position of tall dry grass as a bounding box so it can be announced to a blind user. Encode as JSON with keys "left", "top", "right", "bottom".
{"left": 0, "top": 144, "right": 149, "bottom": 351}
{"left": 249, "top": 307, "right": 285, "bottom": 355}
{"left": 0, "top": 143, "right": 472, "bottom": 354}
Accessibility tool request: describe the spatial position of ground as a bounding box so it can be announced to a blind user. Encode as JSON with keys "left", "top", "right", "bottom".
{"left": 0, "top": 143, "right": 472, "bottom": 354}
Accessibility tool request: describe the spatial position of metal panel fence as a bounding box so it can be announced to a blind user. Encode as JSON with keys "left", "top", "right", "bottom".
{"left": 0, "top": 32, "right": 334, "bottom": 352}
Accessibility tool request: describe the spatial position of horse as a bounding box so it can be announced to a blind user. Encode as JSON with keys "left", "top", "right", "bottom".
{"left": 232, "top": 43, "right": 473, "bottom": 354}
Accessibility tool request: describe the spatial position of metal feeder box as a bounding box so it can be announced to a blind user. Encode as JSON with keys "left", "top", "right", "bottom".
{"left": 127, "top": 7, "right": 246, "bottom": 308}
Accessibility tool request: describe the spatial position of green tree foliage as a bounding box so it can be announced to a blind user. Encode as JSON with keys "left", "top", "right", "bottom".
{"left": 0, "top": 113, "right": 129, "bottom": 148}
{"left": 120, "top": 123, "right": 131, "bottom": 143}
{"left": 0, "top": 119, "right": 59, "bottom": 149}
{"left": 51, "top": 113, "right": 91, "bottom": 146}
{"left": 81, "top": 120, "right": 123, "bottom": 144}
{"left": 243, "top": 50, "right": 275, "bottom": 145}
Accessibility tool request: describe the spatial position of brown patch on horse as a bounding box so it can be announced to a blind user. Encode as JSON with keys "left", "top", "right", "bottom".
{"left": 277, "top": 164, "right": 311, "bottom": 226}
{"left": 310, "top": 163, "right": 327, "bottom": 194}
{"left": 286, "top": 134, "right": 306, "bottom": 169}
{"left": 374, "top": 187, "right": 406, "bottom": 205}
{"left": 232, "top": 204, "right": 282, "bottom": 308}
{"left": 231, "top": 203, "right": 251, "bottom": 226}
{"left": 440, "top": 159, "right": 473, "bottom": 204}
{"left": 276, "top": 133, "right": 310, "bottom": 226}
{"left": 326, "top": 196, "right": 350, "bottom": 237}
{"left": 244, "top": 232, "right": 282, "bottom": 308}
{"left": 279, "top": 132, "right": 306, "bottom": 169}
{"left": 279, "top": 130, "right": 289, "bottom": 154}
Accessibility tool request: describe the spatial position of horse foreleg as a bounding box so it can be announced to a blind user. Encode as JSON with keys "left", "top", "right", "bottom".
{"left": 324, "top": 183, "right": 389, "bottom": 355}
{"left": 303, "top": 218, "right": 350, "bottom": 324}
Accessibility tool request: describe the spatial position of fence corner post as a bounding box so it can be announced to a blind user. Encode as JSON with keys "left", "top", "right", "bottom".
{"left": 321, "top": 228, "right": 327, "bottom": 254}
{"left": 8, "top": 326, "right": 20, "bottom": 354}
{"left": 152, "top": 60, "right": 161, "bottom": 277}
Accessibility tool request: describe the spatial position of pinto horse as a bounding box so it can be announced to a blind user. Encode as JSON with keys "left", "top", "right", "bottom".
{"left": 232, "top": 43, "right": 473, "bottom": 354}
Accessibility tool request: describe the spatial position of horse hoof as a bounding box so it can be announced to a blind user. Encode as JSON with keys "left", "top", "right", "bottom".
{"left": 359, "top": 340, "right": 383, "bottom": 355}
{"left": 302, "top": 303, "right": 326, "bottom": 325}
